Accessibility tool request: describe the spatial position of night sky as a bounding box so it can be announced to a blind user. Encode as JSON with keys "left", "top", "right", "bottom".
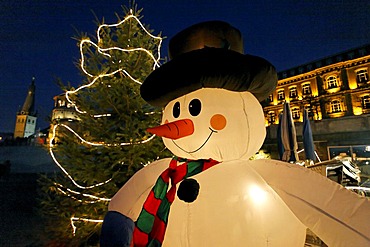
{"left": 1, "top": 0, "right": 370, "bottom": 133}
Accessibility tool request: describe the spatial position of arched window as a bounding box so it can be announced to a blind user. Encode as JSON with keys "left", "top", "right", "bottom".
{"left": 57, "top": 99, "right": 66, "bottom": 107}
{"left": 327, "top": 75, "right": 338, "bottom": 89}
{"left": 291, "top": 107, "right": 300, "bottom": 119}
{"left": 356, "top": 69, "right": 369, "bottom": 85}
{"left": 302, "top": 83, "right": 311, "bottom": 96}
{"left": 267, "top": 111, "right": 276, "bottom": 124}
{"left": 289, "top": 86, "right": 298, "bottom": 99}
{"left": 330, "top": 100, "right": 342, "bottom": 113}
{"left": 277, "top": 89, "right": 285, "bottom": 101}
{"left": 362, "top": 95, "right": 370, "bottom": 109}
{"left": 304, "top": 104, "right": 312, "bottom": 115}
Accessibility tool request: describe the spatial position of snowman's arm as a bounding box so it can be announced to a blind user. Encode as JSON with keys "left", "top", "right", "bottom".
{"left": 108, "top": 158, "right": 171, "bottom": 220}
{"left": 249, "top": 159, "right": 370, "bottom": 247}
{"left": 100, "top": 158, "right": 172, "bottom": 247}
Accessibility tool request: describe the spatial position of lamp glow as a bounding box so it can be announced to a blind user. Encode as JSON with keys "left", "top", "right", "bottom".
{"left": 249, "top": 185, "right": 267, "bottom": 204}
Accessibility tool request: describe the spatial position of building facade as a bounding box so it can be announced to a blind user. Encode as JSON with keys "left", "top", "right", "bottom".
{"left": 48, "top": 93, "right": 80, "bottom": 144}
{"left": 14, "top": 77, "right": 37, "bottom": 138}
{"left": 51, "top": 94, "right": 79, "bottom": 122}
{"left": 262, "top": 44, "right": 370, "bottom": 163}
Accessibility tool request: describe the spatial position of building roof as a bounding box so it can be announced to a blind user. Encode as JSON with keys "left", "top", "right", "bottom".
{"left": 278, "top": 44, "right": 370, "bottom": 80}
{"left": 19, "top": 77, "right": 36, "bottom": 116}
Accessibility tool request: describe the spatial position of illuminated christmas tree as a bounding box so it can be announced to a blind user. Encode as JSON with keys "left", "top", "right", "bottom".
{"left": 39, "top": 4, "right": 168, "bottom": 245}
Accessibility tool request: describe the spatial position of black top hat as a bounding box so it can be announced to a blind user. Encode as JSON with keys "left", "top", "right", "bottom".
{"left": 140, "top": 21, "right": 277, "bottom": 107}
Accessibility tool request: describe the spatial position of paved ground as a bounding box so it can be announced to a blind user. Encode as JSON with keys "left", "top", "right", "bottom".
{"left": 0, "top": 173, "right": 48, "bottom": 247}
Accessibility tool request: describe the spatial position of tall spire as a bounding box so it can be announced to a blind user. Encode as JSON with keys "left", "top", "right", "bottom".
{"left": 20, "top": 77, "right": 36, "bottom": 116}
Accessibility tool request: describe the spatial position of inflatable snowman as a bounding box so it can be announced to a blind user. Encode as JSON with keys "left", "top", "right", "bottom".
{"left": 101, "top": 21, "right": 370, "bottom": 247}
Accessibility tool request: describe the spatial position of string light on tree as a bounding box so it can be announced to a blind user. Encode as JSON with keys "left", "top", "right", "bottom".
{"left": 70, "top": 217, "right": 104, "bottom": 236}
{"left": 49, "top": 124, "right": 112, "bottom": 189}
{"left": 48, "top": 122, "right": 156, "bottom": 189}
{"left": 55, "top": 183, "right": 111, "bottom": 203}
{"left": 66, "top": 13, "right": 163, "bottom": 115}
{"left": 40, "top": 5, "right": 168, "bottom": 244}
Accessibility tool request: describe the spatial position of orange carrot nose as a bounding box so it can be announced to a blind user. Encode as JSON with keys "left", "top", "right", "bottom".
{"left": 147, "top": 119, "right": 194, "bottom": 140}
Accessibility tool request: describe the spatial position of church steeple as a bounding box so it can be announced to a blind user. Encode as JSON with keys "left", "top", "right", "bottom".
{"left": 19, "top": 77, "right": 36, "bottom": 116}
{"left": 14, "top": 77, "right": 38, "bottom": 138}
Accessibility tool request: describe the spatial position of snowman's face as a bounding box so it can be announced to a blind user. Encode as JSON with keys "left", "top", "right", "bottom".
{"left": 160, "top": 88, "right": 266, "bottom": 161}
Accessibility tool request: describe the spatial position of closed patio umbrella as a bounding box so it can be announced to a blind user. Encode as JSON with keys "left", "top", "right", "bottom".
{"left": 277, "top": 113, "right": 284, "bottom": 160}
{"left": 302, "top": 109, "right": 316, "bottom": 162}
{"left": 279, "top": 102, "right": 299, "bottom": 162}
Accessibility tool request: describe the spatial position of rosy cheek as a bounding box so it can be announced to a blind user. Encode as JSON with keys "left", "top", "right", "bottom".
{"left": 210, "top": 114, "right": 227, "bottom": 130}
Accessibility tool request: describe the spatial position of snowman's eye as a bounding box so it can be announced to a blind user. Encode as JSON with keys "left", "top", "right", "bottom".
{"left": 189, "top": 99, "right": 201, "bottom": 116}
{"left": 173, "top": 101, "right": 180, "bottom": 118}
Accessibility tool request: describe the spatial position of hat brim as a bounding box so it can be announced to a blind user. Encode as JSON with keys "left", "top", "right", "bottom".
{"left": 140, "top": 47, "right": 277, "bottom": 107}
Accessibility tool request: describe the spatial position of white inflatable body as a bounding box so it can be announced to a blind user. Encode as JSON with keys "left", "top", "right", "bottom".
{"left": 110, "top": 158, "right": 306, "bottom": 246}
{"left": 109, "top": 88, "right": 370, "bottom": 246}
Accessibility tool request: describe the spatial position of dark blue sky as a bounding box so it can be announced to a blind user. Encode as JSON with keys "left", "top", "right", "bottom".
{"left": 1, "top": 0, "right": 370, "bottom": 133}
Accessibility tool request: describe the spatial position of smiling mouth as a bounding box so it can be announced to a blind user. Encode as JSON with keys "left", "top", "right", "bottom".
{"left": 172, "top": 127, "right": 217, "bottom": 154}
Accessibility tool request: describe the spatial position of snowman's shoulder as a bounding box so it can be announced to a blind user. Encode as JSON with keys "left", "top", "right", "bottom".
{"left": 249, "top": 158, "right": 312, "bottom": 173}
{"left": 108, "top": 158, "right": 172, "bottom": 218}
{"left": 219, "top": 158, "right": 297, "bottom": 169}
{"left": 135, "top": 157, "right": 172, "bottom": 175}
{"left": 248, "top": 158, "right": 321, "bottom": 182}
{"left": 249, "top": 158, "right": 299, "bottom": 166}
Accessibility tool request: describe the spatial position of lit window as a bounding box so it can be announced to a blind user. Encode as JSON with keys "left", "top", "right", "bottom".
{"left": 327, "top": 76, "right": 338, "bottom": 89}
{"left": 267, "top": 111, "right": 276, "bottom": 124}
{"left": 291, "top": 107, "right": 300, "bottom": 119}
{"left": 277, "top": 90, "right": 285, "bottom": 100}
{"left": 302, "top": 84, "right": 311, "bottom": 95}
{"left": 356, "top": 69, "right": 369, "bottom": 85}
{"left": 289, "top": 87, "right": 298, "bottom": 99}
{"left": 330, "top": 100, "right": 342, "bottom": 113}
{"left": 266, "top": 94, "right": 273, "bottom": 103}
{"left": 58, "top": 99, "right": 66, "bottom": 107}
{"left": 304, "top": 105, "right": 312, "bottom": 118}
{"left": 362, "top": 95, "right": 370, "bottom": 109}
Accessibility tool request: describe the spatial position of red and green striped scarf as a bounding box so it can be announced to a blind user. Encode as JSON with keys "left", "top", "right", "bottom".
{"left": 132, "top": 157, "right": 220, "bottom": 247}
